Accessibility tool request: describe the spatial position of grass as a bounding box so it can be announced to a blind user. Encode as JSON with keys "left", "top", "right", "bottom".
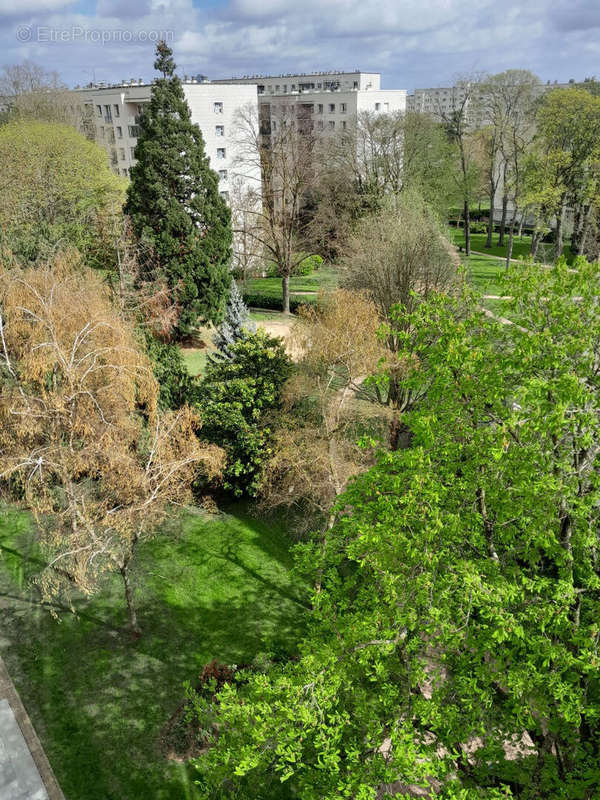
{"left": 0, "top": 505, "right": 306, "bottom": 800}
{"left": 462, "top": 252, "right": 506, "bottom": 296}
{"left": 451, "top": 230, "right": 575, "bottom": 264}
{"left": 246, "top": 266, "right": 339, "bottom": 299}
{"left": 180, "top": 347, "right": 208, "bottom": 377}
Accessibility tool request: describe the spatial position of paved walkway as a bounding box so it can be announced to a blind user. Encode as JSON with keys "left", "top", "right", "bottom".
{"left": 0, "top": 655, "right": 64, "bottom": 800}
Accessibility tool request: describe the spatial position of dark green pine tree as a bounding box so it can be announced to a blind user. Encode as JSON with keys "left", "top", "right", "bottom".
{"left": 125, "top": 41, "right": 232, "bottom": 336}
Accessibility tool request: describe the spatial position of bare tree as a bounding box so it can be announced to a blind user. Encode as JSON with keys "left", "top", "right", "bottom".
{"left": 0, "top": 254, "right": 223, "bottom": 634}
{"left": 230, "top": 102, "right": 316, "bottom": 313}
{"left": 479, "top": 71, "right": 539, "bottom": 255}
{"left": 228, "top": 175, "right": 263, "bottom": 286}
{"left": 0, "top": 60, "right": 93, "bottom": 136}
{"left": 435, "top": 77, "right": 486, "bottom": 256}
{"left": 340, "top": 190, "right": 460, "bottom": 321}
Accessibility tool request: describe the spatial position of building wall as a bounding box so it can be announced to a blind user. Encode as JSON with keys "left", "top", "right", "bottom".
{"left": 75, "top": 82, "right": 260, "bottom": 203}
{"left": 213, "top": 70, "right": 382, "bottom": 95}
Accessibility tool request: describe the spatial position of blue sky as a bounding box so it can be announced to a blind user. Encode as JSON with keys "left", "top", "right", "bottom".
{"left": 1, "top": 0, "right": 599, "bottom": 91}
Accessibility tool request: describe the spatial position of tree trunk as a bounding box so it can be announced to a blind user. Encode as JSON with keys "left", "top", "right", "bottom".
{"left": 518, "top": 207, "right": 527, "bottom": 239}
{"left": 530, "top": 230, "right": 540, "bottom": 260}
{"left": 464, "top": 199, "right": 471, "bottom": 257}
{"left": 578, "top": 204, "right": 592, "bottom": 256}
{"left": 497, "top": 192, "right": 508, "bottom": 247}
{"left": 485, "top": 179, "right": 495, "bottom": 248}
{"left": 282, "top": 273, "right": 290, "bottom": 314}
{"left": 120, "top": 565, "right": 141, "bottom": 637}
{"left": 505, "top": 216, "right": 516, "bottom": 271}
{"left": 554, "top": 201, "right": 566, "bottom": 262}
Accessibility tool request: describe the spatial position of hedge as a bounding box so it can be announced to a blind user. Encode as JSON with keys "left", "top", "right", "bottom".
{"left": 242, "top": 292, "right": 318, "bottom": 314}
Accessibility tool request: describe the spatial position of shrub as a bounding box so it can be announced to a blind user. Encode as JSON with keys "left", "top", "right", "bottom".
{"left": 292, "top": 254, "right": 324, "bottom": 276}
{"left": 142, "top": 330, "right": 194, "bottom": 410}
{"left": 195, "top": 330, "right": 292, "bottom": 496}
{"left": 242, "top": 292, "right": 317, "bottom": 313}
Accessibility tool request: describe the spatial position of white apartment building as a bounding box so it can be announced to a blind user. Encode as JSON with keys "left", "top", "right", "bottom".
{"left": 213, "top": 70, "right": 407, "bottom": 134}
{"left": 406, "top": 80, "right": 575, "bottom": 127}
{"left": 75, "top": 79, "right": 260, "bottom": 203}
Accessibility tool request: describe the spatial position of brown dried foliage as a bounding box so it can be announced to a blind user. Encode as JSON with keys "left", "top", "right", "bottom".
{"left": 0, "top": 252, "right": 223, "bottom": 608}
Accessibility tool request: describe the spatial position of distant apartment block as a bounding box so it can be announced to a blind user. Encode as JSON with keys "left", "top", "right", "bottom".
{"left": 406, "top": 79, "right": 575, "bottom": 126}
{"left": 74, "top": 79, "right": 261, "bottom": 203}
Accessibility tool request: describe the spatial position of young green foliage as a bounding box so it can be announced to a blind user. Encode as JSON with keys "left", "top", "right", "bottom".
{"left": 193, "top": 260, "right": 600, "bottom": 799}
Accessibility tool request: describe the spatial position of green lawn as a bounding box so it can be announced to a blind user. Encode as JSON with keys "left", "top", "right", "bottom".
{"left": 0, "top": 505, "right": 306, "bottom": 800}
{"left": 180, "top": 347, "right": 208, "bottom": 377}
{"left": 451, "top": 230, "right": 575, "bottom": 264}
{"left": 246, "top": 266, "right": 339, "bottom": 299}
{"left": 462, "top": 252, "right": 506, "bottom": 296}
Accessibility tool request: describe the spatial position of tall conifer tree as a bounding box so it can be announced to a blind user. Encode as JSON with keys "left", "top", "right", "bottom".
{"left": 125, "top": 41, "right": 232, "bottom": 336}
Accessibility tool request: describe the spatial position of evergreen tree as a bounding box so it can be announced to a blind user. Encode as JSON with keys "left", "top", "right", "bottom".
{"left": 125, "top": 41, "right": 232, "bottom": 337}
{"left": 210, "top": 279, "right": 256, "bottom": 363}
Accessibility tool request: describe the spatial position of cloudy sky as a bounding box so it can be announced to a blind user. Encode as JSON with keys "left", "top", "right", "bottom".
{"left": 1, "top": 0, "right": 599, "bottom": 91}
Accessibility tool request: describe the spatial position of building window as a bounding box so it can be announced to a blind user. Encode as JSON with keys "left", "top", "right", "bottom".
{"left": 99, "top": 126, "right": 105, "bottom": 138}
{"left": 220, "top": 191, "right": 230, "bottom": 202}
{"left": 328, "top": 120, "right": 335, "bottom": 130}
{"left": 113, "top": 104, "right": 120, "bottom": 117}
{"left": 96, "top": 104, "right": 102, "bottom": 116}
{"left": 128, "top": 125, "right": 140, "bottom": 137}
{"left": 104, "top": 104, "right": 112, "bottom": 121}
{"left": 318, "top": 104, "right": 323, "bottom": 113}
{"left": 215, "top": 125, "right": 224, "bottom": 136}
{"left": 341, "top": 120, "right": 347, "bottom": 130}
{"left": 353, "top": 81, "right": 358, "bottom": 89}
{"left": 283, "top": 85, "right": 287, "bottom": 93}
{"left": 275, "top": 85, "right": 280, "bottom": 92}
{"left": 116, "top": 126, "right": 122, "bottom": 138}
{"left": 218, "top": 169, "right": 227, "bottom": 181}
{"left": 329, "top": 103, "right": 335, "bottom": 112}
{"left": 217, "top": 148, "right": 226, "bottom": 159}
{"left": 317, "top": 120, "right": 324, "bottom": 130}
{"left": 130, "top": 147, "right": 136, "bottom": 159}
{"left": 121, "top": 168, "right": 128, "bottom": 177}
{"left": 375, "top": 102, "right": 381, "bottom": 111}
{"left": 213, "top": 102, "right": 223, "bottom": 113}
{"left": 119, "top": 148, "right": 126, "bottom": 160}
{"left": 340, "top": 103, "right": 347, "bottom": 113}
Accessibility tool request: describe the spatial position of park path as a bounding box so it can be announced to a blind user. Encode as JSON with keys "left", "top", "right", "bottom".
{"left": 0, "top": 654, "right": 65, "bottom": 800}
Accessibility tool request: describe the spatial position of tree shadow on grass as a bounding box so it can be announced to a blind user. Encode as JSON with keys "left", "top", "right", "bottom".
{"left": 0, "top": 505, "right": 307, "bottom": 800}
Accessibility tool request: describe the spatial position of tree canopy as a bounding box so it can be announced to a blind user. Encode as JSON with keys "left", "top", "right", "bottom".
{"left": 125, "top": 41, "right": 232, "bottom": 336}
{"left": 193, "top": 260, "right": 600, "bottom": 799}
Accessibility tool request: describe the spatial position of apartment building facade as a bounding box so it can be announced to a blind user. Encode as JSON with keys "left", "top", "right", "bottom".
{"left": 213, "top": 70, "right": 407, "bottom": 135}
{"left": 75, "top": 80, "right": 260, "bottom": 203}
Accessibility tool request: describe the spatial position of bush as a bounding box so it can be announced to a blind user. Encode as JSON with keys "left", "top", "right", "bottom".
{"left": 195, "top": 330, "right": 292, "bottom": 497}
{"left": 242, "top": 292, "right": 317, "bottom": 313}
{"left": 142, "top": 330, "right": 194, "bottom": 410}
{"left": 292, "top": 254, "right": 323, "bottom": 276}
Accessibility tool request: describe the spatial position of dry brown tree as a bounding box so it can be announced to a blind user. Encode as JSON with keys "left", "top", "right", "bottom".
{"left": 0, "top": 253, "right": 223, "bottom": 634}
{"left": 259, "top": 289, "right": 387, "bottom": 548}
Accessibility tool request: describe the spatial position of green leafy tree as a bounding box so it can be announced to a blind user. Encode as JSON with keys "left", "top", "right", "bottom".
{"left": 0, "top": 119, "right": 124, "bottom": 266}
{"left": 193, "top": 261, "right": 600, "bottom": 799}
{"left": 196, "top": 330, "right": 291, "bottom": 497}
{"left": 125, "top": 41, "right": 232, "bottom": 336}
{"left": 531, "top": 88, "right": 600, "bottom": 260}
